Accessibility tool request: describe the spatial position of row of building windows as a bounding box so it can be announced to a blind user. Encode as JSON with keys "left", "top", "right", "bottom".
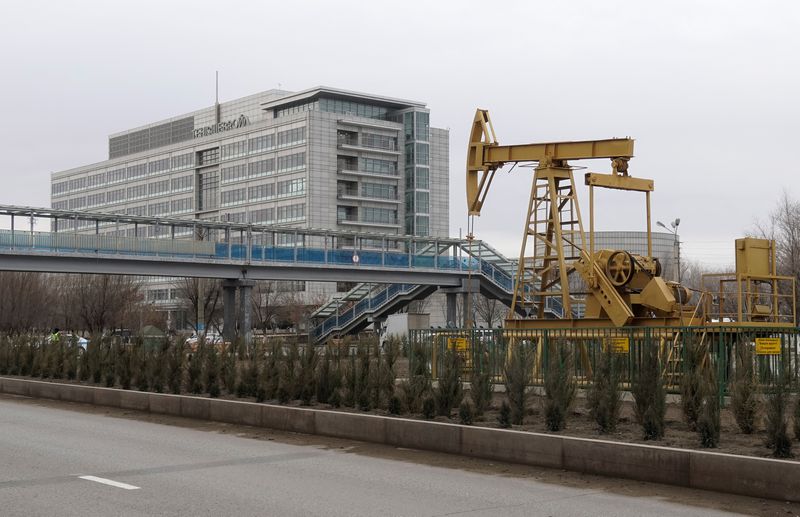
{"left": 52, "top": 152, "right": 195, "bottom": 197}
{"left": 220, "top": 179, "right": 306, "bottom": 207}
{"left": 337, "top": 156, "right": 398, "bottom": 175}
{"left": 215, "top": 126, "right": 307, "bottom": 163}
{"left": 220, "top": 152, "right": 305, "bottom": 184}
{"left": 55, "top": 124, "right": 307, "bottom": 199}
{"left": 361, "top": 182, "right": 397, "bottom": 200}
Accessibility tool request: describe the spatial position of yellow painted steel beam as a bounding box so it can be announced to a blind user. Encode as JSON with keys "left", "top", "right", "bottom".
{"left": 584, "top": 173, "right": 654, "bottom": 192}
{"left": 485, "top": 139, "right": 635, "bottom": 164}
{"left": 466, "top": 108, "right": 635, "bottom": 216}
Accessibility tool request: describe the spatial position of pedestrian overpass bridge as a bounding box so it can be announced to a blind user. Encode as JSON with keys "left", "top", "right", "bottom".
{"left": 0, "top": 205, "right": 567, "bottom": 341}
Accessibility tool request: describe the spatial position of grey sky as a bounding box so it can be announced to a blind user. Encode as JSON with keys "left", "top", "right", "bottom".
{"left": 1, "top": 0, "right": 797, "bottom": 266}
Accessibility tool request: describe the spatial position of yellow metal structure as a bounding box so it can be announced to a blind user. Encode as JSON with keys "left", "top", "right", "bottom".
{"left": 467, "top": 109, "right": 637, "bottom": 321}
{"left": 701, "top": 238, "right": 795, "bottom": 326}
{"left": 466, "top": 108, "right": 796, "bottom": 330}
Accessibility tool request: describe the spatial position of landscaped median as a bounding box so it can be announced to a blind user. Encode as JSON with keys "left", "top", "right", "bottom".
{"left": 2, "top": 375, "right": 798, "bottom": 503}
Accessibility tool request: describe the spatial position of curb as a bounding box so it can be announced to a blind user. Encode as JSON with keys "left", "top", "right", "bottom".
{"left": 2, "top": 376, "right": 798, "bottom": 502}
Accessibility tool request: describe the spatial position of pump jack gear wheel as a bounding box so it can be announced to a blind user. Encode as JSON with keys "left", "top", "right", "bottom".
{"left": 606, "top": 250, "right": 634, "bottom": 286}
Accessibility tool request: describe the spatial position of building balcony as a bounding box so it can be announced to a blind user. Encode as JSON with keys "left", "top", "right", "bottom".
{"left": 336, "top": 140, "right": 400, "bottom": 155}
{"left": 337, "top": 217, "right": 400, "bottom": 228}
{"left": 337, "top": 168, "right": 399, "bottom": 178}
{"left": 337, "top": 190, "right": 400, "bottom": 204}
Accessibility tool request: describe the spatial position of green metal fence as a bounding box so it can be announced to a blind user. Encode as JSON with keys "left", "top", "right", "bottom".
{"left": 409, "top": 326, "right": 800, "bottom": 397}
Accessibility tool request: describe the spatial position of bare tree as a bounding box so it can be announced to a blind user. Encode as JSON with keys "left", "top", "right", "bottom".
{"left": 173, "top": 278, "right": 222, "bottom": 334}
{"left": 474, "top": 294, "right": 504, "bottom": 328}
{"left": 251, "top": 281, "right": 284, "bottom": 334}
{"left": 69, "top": 274, "right": 142, "bottom": 334}
{"left": 754, "top": 190, "right": 800, "bottom": 312}
{"left": 0, "top": 272, "right": 50, "bottom": 334}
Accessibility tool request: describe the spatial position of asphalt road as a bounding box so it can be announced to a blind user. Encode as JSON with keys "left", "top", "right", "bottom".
{"left": 0, "top": 396, "right": 773, "bottom": 516}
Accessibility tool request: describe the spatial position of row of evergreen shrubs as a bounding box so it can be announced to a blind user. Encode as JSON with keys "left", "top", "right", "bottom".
{"left": 0, "top": 334, "right": 797, "bottom": 457}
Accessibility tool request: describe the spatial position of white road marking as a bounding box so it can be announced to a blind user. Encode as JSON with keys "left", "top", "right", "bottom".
{"left": 78, "top": 475, "right": 140, "bottom": 490}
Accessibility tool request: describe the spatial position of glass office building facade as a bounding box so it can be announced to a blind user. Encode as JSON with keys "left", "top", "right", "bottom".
{"left": 50, "top": 86, "right": 450, "bottom": 316}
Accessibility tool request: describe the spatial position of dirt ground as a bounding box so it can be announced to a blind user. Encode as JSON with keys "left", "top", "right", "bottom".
{"left": 468, "top": 392, "right": 787, "bottom": 461}
{"left": 3, "top": 392, "right": 799, "bottom": 517}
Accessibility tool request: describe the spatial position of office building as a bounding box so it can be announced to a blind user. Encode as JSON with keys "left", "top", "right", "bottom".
{"left": 50, "top": 86, "right": 450, "bottom": 326}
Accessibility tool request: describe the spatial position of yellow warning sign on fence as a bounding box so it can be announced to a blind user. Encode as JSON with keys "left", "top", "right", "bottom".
{"left": 447, "top": 337, "right": 468, "bottom": 352}
{"left": 755, "top": 337, "right": 781, "bottom": 355}
{"left": 604, "top": 337, "right": 630, "bottom": 354}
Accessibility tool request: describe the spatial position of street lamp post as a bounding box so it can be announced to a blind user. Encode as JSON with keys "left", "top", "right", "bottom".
{"left": 657, "top": 218, "right": 682, "bottom": 324}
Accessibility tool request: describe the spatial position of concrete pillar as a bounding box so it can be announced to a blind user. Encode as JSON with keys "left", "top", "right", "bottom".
{"left": 446, "top": 293, "right": 457, "bottom": 328}
{"left": 222, "top": 280, "right": 238, "bottom": 343}
{"left": 462, "top": 291, "right": 473, "bottom": 329}
{"left": 239, "top": 279, "right": 255, "bottom": 347}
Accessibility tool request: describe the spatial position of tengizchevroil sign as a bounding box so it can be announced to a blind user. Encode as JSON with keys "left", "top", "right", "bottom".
{"left": 193, "top": 114, "right": 248, "bottom": 138}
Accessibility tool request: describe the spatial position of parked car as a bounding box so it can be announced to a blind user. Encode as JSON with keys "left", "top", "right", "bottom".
{"left": 47, "top": 333, "right": 89, "bottom": 351}
{"left": 184, "top": 332, "right": 224, "bottom": 352}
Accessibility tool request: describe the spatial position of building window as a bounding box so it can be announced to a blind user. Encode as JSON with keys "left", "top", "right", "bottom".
{"left": 170, "top": 197, "right": 193, "bottom": 214}
{"left": 148, "top": 158, "right": 170, "bottom": 175}
{"left": 361, "top": 183, "right": 397, "bottom": 200}
{"left": 171, "top": 153, "right": 194, "bottom": 170}
{"left": 249, "top": 207, "right": 274, "bottom": 224}
{"left": 248, "top": 158, "right": 275, "bottom": 178}
{"left": 127, "top": 164, "right": 147, "bottom": 180}
{"left": 319, "top": 98, "right": 388, "bottom": 120}
{"left": 277, "top": 127, "right": 306, "bottom": 148}
{"left": 87, "top": 172, "right": 106, "bottom": 189}
{"left": 248, "top": 134, "right": 275, "bottom": 154}
{"left": 198, "top": 148, "right": 219, "bottom": 166}
{"left": 361, "top": 133, "right": 397, "bottom": 151}
{"left": 127, "top": 184, "right": 147, "bottom": 200}
{"left": 416, "top": 143, "right": 429, "bottom": 165}
{"left": 360, "top": 157, "right": 397, "bottom": 175}
{"left": 198, "top": 171, "right": 219, "bottom": 211}
{"left": 416, "top": 216, "right": 429, "bottom": 236}
{"left": 220, "top": 187, "right": 246, "bottom": 207}
{"left": 107, "top": 188, "right": 125, "bottom": 204}
{"left": 415, "top": 191, "right": 430, "bottom": 214}
{"left": 276, "top": 203, "right": 305, "bottom": 222}
{"left": 248, "top": 183, "right": 274, "bottom": 202}
{"left": 107, "top": 168, "right": 126, "bottom": 184}
{"left": 126, "top": 205, "right": 146, "bottom": 216}
{"left": 148, "top": 201, "right": 170, "bottom": 217}
{"left": 148, "top": 179, "right": 170, "bottom": 197}
{"left": 220, "top": 163, "right": 248, "bottom": 184}
{"left": 276, "top": 178, "right": 305, "bottom": 197}
{"left": 276, "top": 152, "right": 306, "bottom": 172}
{"left": 220, "top": 140, "right": 247, "bottom": 160}
{"left": 416, "top": 167, "right": 429, "bottom": 189}
{"left": 170, "top": 175, "right": 193, "bottom": 192}
{"left": 415, "top": 112, "right": 430, "bottom": 141}
{"left": 363, "top": 207, "right": 397, "bottom": 225}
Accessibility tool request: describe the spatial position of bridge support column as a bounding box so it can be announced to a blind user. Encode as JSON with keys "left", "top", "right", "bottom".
{"left": 222, "top": 280, "right": 238, "bottom": 343}
{"left": 443, "top": 278, "right": 480, "bottom": 329}
{"left": 446, "top": 293, "right": 457, "bottom": 328}
{"left": 239, "top": 279, "right": 255, "bottom": 348}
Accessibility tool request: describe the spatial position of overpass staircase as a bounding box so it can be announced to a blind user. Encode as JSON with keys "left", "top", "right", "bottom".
{"left": 309, "top": 240, "right": 569, "bottom": 343}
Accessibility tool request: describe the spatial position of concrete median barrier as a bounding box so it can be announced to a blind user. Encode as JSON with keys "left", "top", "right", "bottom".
{"left": 119, "top": 390, "right": 150, "bottom": 412}
{"left": 59, "top": 384, "right": 95, "bottom": 404}
{"left": 209, "top": 399, "right": 261, "bottom": 427}
{"left": 315, "top": 410, "right": 386, "bottom": 444}
{"left": 689, "top": 450, "right": 799, "bottom": 502}
{"left": 180, "top": 396, "right": 210, "bottom": 420}
{"left": 2, "top": 376, "right": 799, "bottom": 503}
{"left": 386, "top": 418, "right": 461, "bottom": 455}
{"left": 149, "top": 393, "right": 181, "bottom": 415}
{"left": 461, "top": 426, "right": 563, "bottom": 469}
{"left": 562, "top": 436, "right": 690, "bottom": 487}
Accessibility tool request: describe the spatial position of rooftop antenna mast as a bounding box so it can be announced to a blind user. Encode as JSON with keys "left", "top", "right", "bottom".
{"left": 214, "top": 71, "right": 220, "bottom": 124}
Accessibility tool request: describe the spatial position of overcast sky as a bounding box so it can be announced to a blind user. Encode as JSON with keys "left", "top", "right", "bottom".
{"left": 1, "top": 0, "right": 797, "bottom": 267}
